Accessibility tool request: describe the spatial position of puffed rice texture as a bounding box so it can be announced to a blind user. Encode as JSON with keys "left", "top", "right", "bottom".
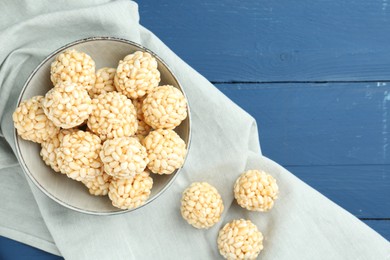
{"left": 56, "top": 130, "right": 102, "bottom": 181}
{"left": 13, "top": 96, "right": 59, "bottom": 143}
{"left": 114, "top": 51, "right": 160, "bottom": 99}
{"left": 89, "top": 67, "right": 116, "bottom": 98}
{"left": 87, "top": 91, "right": 138, "bottom": 141}
{"left": 217, "top": 219, "right": 264, "bottom": 260}
{"left": 142, "top": 85, "right": 187, "bottom": 129}
{"left": 40, "top": 129, "right": 76, "bottom": 172}
{"left": 143, "top": 129, "right": 186, "bottom": 174}
{"left": 42, "top": 82, "right": 92, "bottom": 129}
{"left": 134, "top": 134, "right": 146, "bottom": 144}
{"left": 82, "top": 172, "right": 112, "bottom": 196}
{"left": 108, "top": 171, "right": 153, "bottom": 209}
{"left": 50, "top": 49, "right": 96, "bottom": 90}
{"left": 181, "top": 182, "right": 224, "bottom": 229}
{"left": 234, "top": 170, "right": 278, "bottom": 212}
{"left": 132, "top": 97, "right": 152, "bottom": 136}
{"left": 100, "top": 137, "right": 149, "bottom": 179}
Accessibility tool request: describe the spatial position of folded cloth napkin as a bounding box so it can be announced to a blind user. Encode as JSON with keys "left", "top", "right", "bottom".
{"left": 0, "top": 0, "right": 389, "bottom": 259}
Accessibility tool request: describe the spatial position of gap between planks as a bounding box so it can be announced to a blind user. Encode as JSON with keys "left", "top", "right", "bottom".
{"left": 360, "top": 218, "right": 390, "bottom": 220}
{"left": 212, "top": 80, "right": 390, "bottom": 84}
{"left": 284, "top": 163, "right": 390, "bottom": 167}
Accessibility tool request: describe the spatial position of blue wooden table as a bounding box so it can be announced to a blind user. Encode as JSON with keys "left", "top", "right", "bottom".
{"left": 1, "top": 0, "right": 389, "bottom": 258}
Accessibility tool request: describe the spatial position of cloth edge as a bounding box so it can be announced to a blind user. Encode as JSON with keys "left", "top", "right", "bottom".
{"left": 0, "top": 226, "right": 61, "bottom": 256}
{"left": 259, "top": 155, "right": 390, "bottom": 243}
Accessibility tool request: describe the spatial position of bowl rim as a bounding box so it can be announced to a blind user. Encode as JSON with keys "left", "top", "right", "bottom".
{"left": 14, "top": 36, "right": 192, "bottom": 215}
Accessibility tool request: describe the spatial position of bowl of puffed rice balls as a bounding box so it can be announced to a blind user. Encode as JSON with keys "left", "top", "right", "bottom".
{"left": 13, "top": 37, "right": 191, "bottom": 215}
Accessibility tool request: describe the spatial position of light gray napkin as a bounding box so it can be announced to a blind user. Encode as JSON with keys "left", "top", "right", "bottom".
{"left": 0, "top": 0, "right": 389, "bottom": 259}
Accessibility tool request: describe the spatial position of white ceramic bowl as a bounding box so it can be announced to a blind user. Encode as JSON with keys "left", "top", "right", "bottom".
{"left": 14, "top": 37, "right": 191, "bottom": 215}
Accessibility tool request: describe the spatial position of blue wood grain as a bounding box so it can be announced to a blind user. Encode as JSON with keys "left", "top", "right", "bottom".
{"left": 286, "top": 165, "right": 390, "bottom": 218}
{"left": 139, "top": 0, "right": 390, "bottom": 82}
{"left": 0, "top": 236, "right": 62, "bottom": 260}
{"left": 217, "top": 82, "right": 390, "bottom": 166}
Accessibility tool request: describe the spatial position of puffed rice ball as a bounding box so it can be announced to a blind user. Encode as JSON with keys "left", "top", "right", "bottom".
{"left": 56, "top": 130, "right": 103, "bottom": 181}
{"left": 40, "top": 129, "right": 76, "bottom": 172}
{"left": 42, "top": 82, "right": 92, "bottom": 129}
{"left": 114, "top": 51, "right": 160, "bottom": 99}
{"left": 88, "top": 67, "right": 116, "bottom": 98}
{"left": 234, "top": 170, "right": 279, "bottom": 212}
{"left": 181, "top": 182, "right": 224, "bottom": 229}
{"left": 13, "top": 96, "right": 59, "bottom": 143}
{"left": 132, "top": 97, "right": 152, "bottom": 136}
{"left": 100, "top": 137, "right": 149, "bottom": 179}
{"left": 50, "top": 49, "right": 96, "bottom": 90}
{"left": 82, "top": 172, "right": 111, "bottom": 196}
{"left": 108, "top": 171, "right": 153, "bottom": 209}
{"left": 143, "top": 129, "right": 187, "bottom": 174}
{"left": 87, "top": 91, "right": 138, "bottom": 141}
{"left": 142, "top": 85, "right": 187, "bottom": 129}
{"left": 217, "top": 219, "right": 264, "bottom": 260}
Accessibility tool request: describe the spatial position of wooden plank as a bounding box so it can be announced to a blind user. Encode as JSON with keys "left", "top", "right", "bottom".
{"left": 139, "top": 0, "right": 390, "bottom": 82}
{"left": 363, "top": 220, "right": 390, "bottom": 241}
{"left": 217, "top": 82, "right": 390, "bottom": 166}
{"left": 286, "top": 165, "right": 390, "bottom": 218}
{"left": 0, "top": 236, "right": 61, "bottom": 260}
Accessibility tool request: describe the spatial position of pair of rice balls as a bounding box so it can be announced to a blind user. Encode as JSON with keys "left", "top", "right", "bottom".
{"left": 50, "top": 49, "right": 159, "bottom": 100}
{"left": 180, "top": 171, "right": 278, "bottom": 229}
{"left": 13, "top": 49, "right": 188, "bottom": 210}
{"left": 180, "top": 170, "right": 278, "bottom": 259}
